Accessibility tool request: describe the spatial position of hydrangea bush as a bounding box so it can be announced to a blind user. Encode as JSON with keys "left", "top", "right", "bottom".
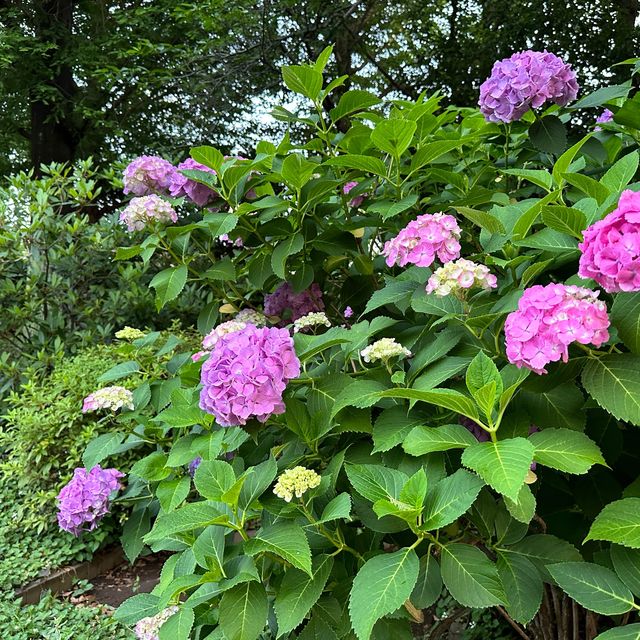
{"left": 73, "top": 48, "right": 640, "bottom": 640}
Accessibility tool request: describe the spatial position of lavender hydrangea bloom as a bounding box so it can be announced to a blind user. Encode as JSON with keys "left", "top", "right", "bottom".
{"left": 596, "top": 109, "right": 614, "bottom": 124}
{"left": 199, "top": 325, "right": 300, "bottom": 426}
{"left": 188, "top": 457, "right": 202, "bottom": 477}
{"left": 263, "top": 282, "right": 325, "bottom": 325}
{"left": 57, "top": 465, "right": 124, "bottom": 536}
{"left": 119, "top": 195, "right": 178, "bottom": 232}
{"left": 169, "top": 158, "right": 218, "bottom": 206}
{"left": 479, "top": 50, "right": 579, "bottom": 123}
{"left": 123, "top": 156, "right": 176, "bottom": 196}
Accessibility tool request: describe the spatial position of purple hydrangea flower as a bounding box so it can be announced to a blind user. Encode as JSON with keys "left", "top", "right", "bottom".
{"left": 263, "top": 282, "right": 325, "bottom": 325}
{"left": 479, "top": 50, "right": 579, "bottom": 123}
{"left": 123, "top": 156, "right": 176, "bottom": 196}
{"left": 57, "top": 465, "right": 124, "bottom": 536}
{"left": 343, "top": 181, "right": 366, "bottom": 208}
{"left": 596, "top": 109, "right": 614, "bottom": 125}
{"left": 344, "top": 306, "right": 353, "bottom": 318}
{"left": 188, "top": 457, "right": 202, "bottom": 477}
{"left": 119, "top": 195, "right": 178, "bottom": 232}
{"left": 169, "top": 158, "right": 218, "bottom": 206}
{"left": 199, "top": 325, "right": 300, "bottom": 426}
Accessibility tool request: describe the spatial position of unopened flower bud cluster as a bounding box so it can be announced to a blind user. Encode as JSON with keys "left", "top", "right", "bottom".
{"left": 293, "top": 312, "right": 331, "bottom": 333}
{"left": 361, "top": 337, "right": 411, "bottom": 363}
{"left": 115, "top": 326, "right": 146, "bottom": 341}
{"left": 273, "top": 466, "right": 321, "bottom": 502}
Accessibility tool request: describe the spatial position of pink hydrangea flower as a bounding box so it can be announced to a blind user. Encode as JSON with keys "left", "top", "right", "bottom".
{"left": 123, "top": 156, "right": 176, "bottom": 196}
{"left": 169, "top": 158, "right": 218, "bottom": 206}
{"left": 578, "top": 189, "right": 640, "bottom": 292}
{"left": 82, "top": 386, "right": 134, "bottom": 413}
{"left": 504, "top": 284, "right": 610, "bottom": 374}
{"left": 479, "top": 50, "right": 579, "bottom": 123}
{"left": 57, "top": 465, "right": 124, "bottom": 536}
{"left": 383, "top": 213, "right": 461, "bottom": 268}
{"left": 199, "top": 325, "right": 300, "bottom": 426}
{"left": 343, "top": 181, "right": 366, "bottom": 208}
{"left": 264, "top": 282, "right": 325, "bottom": 325}
{"left": 119, "top": 195, "right": 178, "bottom": 232}
{"left": 426, "top": 258, "right": 497, "bottom": 297}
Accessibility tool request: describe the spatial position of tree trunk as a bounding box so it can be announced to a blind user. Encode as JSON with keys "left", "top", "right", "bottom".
{"left": 30, "top": 0, "right": 80, "bottom": 172}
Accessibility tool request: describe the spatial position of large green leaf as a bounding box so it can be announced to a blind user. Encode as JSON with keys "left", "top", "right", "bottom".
{"left": 548, "top": 562, "right": 635, "bottom": 615}
{"left": 370, "top": 119, "right": 416, "bottom": 158}
{"left": 601, "top": 151, "right": 639, "bottom": 193}
{"left": 245, "top": 522, "right": 312, "bottom": 576}
{"left": 158, "top": 607, "right": 194, "bottom": 640}
{"left": 330, "top": 89, "right": 381, "bottom": 121}
{"left": 411, "top": 554, "right": 442, "bottom": 609}
{"left": 461, "top": 438, "right": 535, "bottom": 501}
{"left": 611, "top": 293, "right": 640, "bottom": 354}
{"left": 611, "top": 545, "right": 640, "bottom": 597}
{"left": 504, "top": 484, "right": 536, "bottom": 525}
{"left": 150, "top": 265, "right": 188, "bottom": 310}
{"left": 193, "top": 525, "right": 226, "bottom": 572}
{"left": 274, "top": 555, "right": 334, "bottom": 637}
{"left": 121, "top": 508, "right": 150, "bottom": 563}
{"left": 114, "top": 593, "right": 160, "bottom": 624}
{"left": 345, "top": 464, "right": 408, "bottom": 503}
{"left": 271, "top": 233, "right": 304, "bottom": 279}
{"left": 404, "top": 424, "right": 477, "bottom": 456}
{"left": 144, "top": 503, "right": 227, "bottom": 542}
{"left": 595, "top": 625, "right": 640, "bottom": 640}
{"left": 422, "top": 469, "right": 484, "bottom": 530}
{"left": 529, "top": 428, "right": 606, "bottom": 474}
{"left": 586, "top": 498, "right": 640, "bottom": 549}
{"left": 282, "top": 65, "right": 322, "bottom": 100}
{"left": 529, "top": 115, "right": 567, "bottom": 155}
{"left": 97, "top": 360, "right": 140, "bottom": 383}
{"left": 348, "top": 548, "right": 419, "bottom": 640}
{"left": 373, "top": 407, "right": 426, "bottom": 453}
{"left": 504, "top": 535, "right": 582, "bottom": 579}
{"left": 497, "top": 552, "right": 543, "bottom": 625}
{"left": 582, "top": 355, "right": 640, "bottom": 426}
{"left": 377, "top": 388, "right": 479, "bottom": 422}
{"left": 82, "top": 432, "right": 125, "bottom": 468}
{"left": 194, "top": 460, "right": 235, "bottom": 501}
{"left": 440, "top": 544, "right": 506, "bottom": 608}
{"left": 157, "top": 476, "right": 191, "bottom": 513}
{"left": 219, "top": 581, "right": 268, "bottom": 640}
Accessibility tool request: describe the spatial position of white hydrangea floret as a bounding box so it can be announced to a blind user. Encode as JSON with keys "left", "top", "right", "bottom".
{"left": 425, "top": 258, "right": 497, "bottom": 298}
{"left": 115, "top": 326, "right": 146, "bottom": 341}
{"left": 134, "top": 606, "right": 179, "bottom": 640}
{"left": 273, "top": 466, "right": 321, "bottom": 502}
{"left": 235, "top": 308, "right": 267, "bottom": 327}
{"left": 360, "top": 338, "right": 411, "bottom": 363}
{"left": 293, "top": 312, "right": 331, "bottom": 333}
{"left": 201, "top": 320, "right": 247, "bottom": 350}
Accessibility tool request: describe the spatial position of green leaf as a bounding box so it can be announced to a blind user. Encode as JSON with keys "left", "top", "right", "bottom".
{"left": 440, "top": 543, "right": 506, "bottom": 608}
{"left": 275, "top": 555, "right": 334, "bottom": 637}
{"left": 318, "top": 493, "right": 352, "bottom": 523}
{"left": 504, "top": 484, "right": 536, "bottom": 525}
{"left": 461, "top": 438, "right": 535, "bottom": 502}
{"left": 346, "top": 464, "right": 408, "bottom": 503}
{"left": 158, "top": 607, "right": 194, "bottom": 640}
{"left": 563, "top": 172, "right": 610, "bottom": 204}
{"left": 219, "top": 581, "right": 268, "bottom": 640}
{"left": 373, "top": 407, "right": 427, "bottom": 453}
{"left": 552, "top": 135, "right": 593, "bottom": 188}
{"left": 330, "top": 89, "right": 381, "bottom": 121}
{"left": 157, "top": 476, "right": 191, "bottom": 512}
{"left": 191, "top": 145, "right": 224, "bottom": 172}
{"left": 204, "top": 211, "right": 238, "bottom": 237}
{"left": 281, "top": 153, "right": 316, "bottom": 190}
{"left": 422, "top": 469, "right": 484, "bottom": 530}
{"left": 364, "top": 281, "right": 416, "bottom": 314}
{"left": 614, "top": 94, "right": 640, "bottom": 129}
{"left": 404, "top": 424, "right": 477, "bottom": 456}
{"left": 130, "top": 452, "right": 170, "bottom": 482}
{"left": 586, "top": 498, "right": 640, "bottom": 549}
{"left": 82, "top": 432, "right": 125, "bottom": 469}
{"left": 411, "top": 554, "right": 442, "bottom": 609}
{"left": 282, "top": 65, "right": 323, "bottom": 100}
{"left": 121, "top": 508, "right": 150, "bottom": 564}
{"left": 238, "top": 456, "right": 278, "bottom": 512}
{"left": 548, "top": 562, "right": 635, "bottom": 615}
{"left": 193, "top": 525, "right": 226, "bottom": 573}
{"left": 331, "top": 380, "right": 387, "bottom": 416}
{"left": 611, "top": 545, "right": 640, "bottom": 597}
{"left": 504, "top": 535, "right": 582, "bottom": 578}
{"left": 153, "top": 403, "right": 207, "bottom": 428}
{"left": 595, "top": 625, "right": 640, "bottom": 640}
{"left": 367, "top": 195, "right": 419, "bottom": 221}
{"left": 114, "top": 593, "right": 160, "bottom": 624}
{"left": 502, "top": 168, "right": 553, "bottom": 191}
{"left": 271, "top": 233, "right": 304, "bottom": 279}
{"left": 520, "top": 383, "right": 586, "bottom": 431}
{"left": 601, "top": 151, "right": 639, "bottom": 193}
{"left": 348, "top": 548, "right": 419, "bottom": 640}
{"left": 194, "top": 460, "right": 235, "bottom": 501}
{"left": 144, "top": 503, "right": 226, "bottom": 542}
{"left": 572, "top": 84, "right": 631, "bottom": 109}
{"left": 611, "top": 293, "right": 640, "bottom": 354}
{"left": 203, "top": 258, "right": 236, "bottom": 281}
{"left": 150, "top": 265, "right": 188, "bottom": 311}
{"left": 466, "top": 351, "right": 503, "bottom": 401}
{"left": 454, "top": 206, "right": 506, "bottom": 234}
{"left": 325, "top": 154, "right": 388, "bottom": 177}
{"left": 529, "top": 115, "right": 567, "bottom": 155}
{"left": 370, "top": 119, "right": 417, "bottom": 158}
{"left": 496, "top": 552, "right": 542, "bottom": 624}
{"left": 245, "top": 523, "right": 312, "bottom": 576}
{"left": 377, "top": 388, "right": 479, "bottom": 422}
{"left": 582, "top": 355, "right": 640, "bottom": 426}
{"left": 512, "top": 191, "right": 558, "bottom": 241}
{"left": 529, "top": 428, "right": 606, "bottom": 474}
{"left": 97, "top": 360, "right": 139, "bottom": 383}
{"left": 541, "top": 205, "right": 586, "bottom": 239}
{"left": 409, "top": 139, "right": 470, "bottom": 172}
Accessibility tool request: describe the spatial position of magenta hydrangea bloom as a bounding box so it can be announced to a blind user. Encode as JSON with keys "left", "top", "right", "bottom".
{"left": 504, "top": 284, "right": 610, "bottom": 374}
{"left": 479, "top": 50, "right": 579, "bottom": 123}
{"left": 199, "top": 325, "right": 300, "bottom": 426}
{"left": 169, "top": 158, "right": 218, "bottom": 206}
{"left": 343, "top": 181, "right": 366, "bottom": 208}
{"left": 264, "top": 282, "right": 325, "bottom": 325}
{"left": 57, "top": 465, "right": 124, "bottom": 536}
{"left": 119, "top": 195, "right": 178, "bottom": 232}
{"left": 578, "top": 190, "right": 640, "bottom": 292}
{"left": 123, "top": 156, "right": 176, "bottom": 196}
{"left": 382, "top": 212, "right": 461, "bottom": 268}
